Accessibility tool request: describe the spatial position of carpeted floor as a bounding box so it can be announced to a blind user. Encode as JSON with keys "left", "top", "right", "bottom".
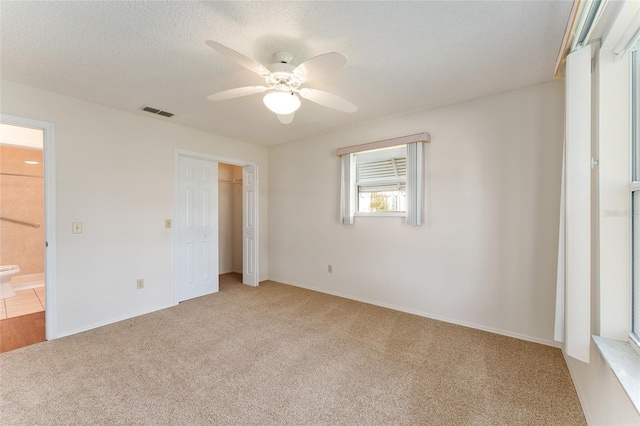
{"left": 0, "top": 273, "right": 586, "bottom": 425}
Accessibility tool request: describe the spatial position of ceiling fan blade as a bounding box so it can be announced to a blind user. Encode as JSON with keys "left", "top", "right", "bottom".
{"left": 299, "top": 88, "right": 357, "bottom": 113}
{"left": 277, "top": 112, "right": 295, "bottom": 124}
{"left": 205, "top": 40, "right": 271, "bottom": 77}
{"left": 293, "top": 52, "right": 347, "bottom": 82}
{"left": 206, "top": 86, "right": 267, "bottom": 101}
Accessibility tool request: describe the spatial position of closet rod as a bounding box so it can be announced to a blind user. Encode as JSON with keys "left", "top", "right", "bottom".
{"left": 0, "top": 172, "right": 43, "bottom": 178}
{"left": 218, "top": 178, "right": 243, "bottom": 184}
{"left": 0, "top": 216, "right": 40, "bottom": 228}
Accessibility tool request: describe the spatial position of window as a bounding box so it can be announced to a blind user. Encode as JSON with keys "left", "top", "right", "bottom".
{"left": 354, "top": 146, "right": 407, "bottom": 214}
{"left": 632, "top": 46, "right": 640, "bottom": 345}
{"left": 338, "top": 133, "right": 429, "bottom": 225}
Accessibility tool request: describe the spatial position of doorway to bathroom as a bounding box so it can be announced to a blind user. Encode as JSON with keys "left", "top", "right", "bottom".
{"left": 0, "top": 115, "right": 56, "bottom": 352}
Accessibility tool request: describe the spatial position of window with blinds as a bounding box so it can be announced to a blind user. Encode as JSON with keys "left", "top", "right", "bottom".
{"left": 354, "top": 146, "right": 407, "bottom": 213}
{"left": 339, "top": 132, "right": 428, "bottom": 224}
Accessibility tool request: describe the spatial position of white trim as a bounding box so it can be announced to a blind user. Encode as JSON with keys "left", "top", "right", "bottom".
{"left": 0, "top": 113, "right": 57, "bottom": 340}
{"left": 336, "top": 132, "right": 431, "bottom": 156}
{"left": 562, "top": 350, "right": 594, "bottom": 425}
{"left": 174, "top": 149, "right": 248, "bottom": 167}
{"left": 354, "top": 212, "right": 406, "bottom": 217}
{"left": 56, "top": 304, "right": 171, "bottom": 339}
{"left": 172, "top": 148, "right": 259, "bottom": 302}
{"left": 273, "top": 277, "right": 562, "bottom": 348}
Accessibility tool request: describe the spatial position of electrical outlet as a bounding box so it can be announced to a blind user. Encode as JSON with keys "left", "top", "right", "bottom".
{"left": 328, "top": 265, "right": 333, "bottom": 273}
{"left": 165, "top": 219, "right": 172, "bottom": 229}
{"left": 136, "top": 279, "right": 144, "bottom": 289}
{"left": 72, "top": 222, "right": 82, "bottom": 234}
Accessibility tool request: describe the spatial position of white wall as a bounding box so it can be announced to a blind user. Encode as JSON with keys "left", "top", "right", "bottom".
{"left": 0, "top": 80, "right": 269, "bottom": 337}
{"left": 269, "top": 80, "right": 564, "bottom": 345}
{"left": 218, "top": 163, "right": 243, "bottom": 274}
{"left": 566, "top": 345, "right": 640, "bottom": 425}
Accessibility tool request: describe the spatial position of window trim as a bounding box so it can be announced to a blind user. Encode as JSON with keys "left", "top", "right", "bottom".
{"left": 336, "top": 132, "right": 430, "bottom": 156}
{"left": 354, "top": 212, "right": 407, "bottom": 218}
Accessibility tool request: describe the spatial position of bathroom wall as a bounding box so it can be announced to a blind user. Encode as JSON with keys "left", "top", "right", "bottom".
{"left": 0, "top": 144, "right": 45, "bottom": 274}
{"left": 218, "top": 163, "right": 243, "bottom": 274}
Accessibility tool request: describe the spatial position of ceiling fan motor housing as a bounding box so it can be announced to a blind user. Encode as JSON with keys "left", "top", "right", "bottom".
{"left": 267, "top": 62, "right": 301, "bottom": 88}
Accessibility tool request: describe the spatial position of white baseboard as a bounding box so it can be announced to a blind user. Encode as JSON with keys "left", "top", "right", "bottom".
{"left": 55, "top": 303, "right": 177, "bottom": 339}
{"left": 562, "top": 350, "right": 593, "bottom": 426}
{"left": 271, "top": 277, "right": 561, "bottom": 348}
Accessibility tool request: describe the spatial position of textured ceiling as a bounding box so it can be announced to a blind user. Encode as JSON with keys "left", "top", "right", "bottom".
{"left": 0, "top": 1, "right": 571, "bottom": 147}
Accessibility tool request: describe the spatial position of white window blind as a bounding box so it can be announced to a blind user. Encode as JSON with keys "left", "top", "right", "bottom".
{"left": 340, "top": 154, "right": 355, "bottom": 224}
{"left": 356, "top": 146, "right": 407, "bottom": 194}
{"left": 406, "top": 142, "right": 424, "bottom": 226}
{"left": 556, "top": 45, "right": 592, "bottom": 364}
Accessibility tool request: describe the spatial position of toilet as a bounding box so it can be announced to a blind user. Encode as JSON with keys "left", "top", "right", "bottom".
{"left": 0, "top": 265, "right": 20, "bottom": 299}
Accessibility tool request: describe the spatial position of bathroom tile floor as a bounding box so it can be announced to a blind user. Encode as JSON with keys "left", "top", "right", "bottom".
{"left": 0, "top": 288, "right": 45, "bottom": 320}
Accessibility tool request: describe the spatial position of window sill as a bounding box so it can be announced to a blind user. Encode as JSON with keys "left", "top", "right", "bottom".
{"left": 592, "top": 335, "right": 640, "bottom": 414}
{"left": 354, "top": 212, "right": 406, "bottom": 217}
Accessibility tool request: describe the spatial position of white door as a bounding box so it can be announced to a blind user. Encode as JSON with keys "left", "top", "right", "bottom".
{"left": 176, "top": 156, "right": 219, "bottom": 301}
{"left": 243, "top": 164, "right": 258, "bottom": 286}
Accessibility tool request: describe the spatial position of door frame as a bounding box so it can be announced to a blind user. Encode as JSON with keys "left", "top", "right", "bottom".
{"left": 0, "top": 113, "right": 58, "bottom": 340}
{"left": 173, "top": 148, "right": 259, "bottom": 304}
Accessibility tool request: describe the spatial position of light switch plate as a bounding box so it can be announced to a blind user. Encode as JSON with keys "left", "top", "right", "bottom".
{"left": 72, "top": 222, "right": 82, "bottom": 234}
{"left": 165, "top": 219, "right": 172, "bottom": 229}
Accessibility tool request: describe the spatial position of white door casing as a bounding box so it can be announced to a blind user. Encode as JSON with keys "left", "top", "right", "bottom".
{"left": 175, "top": 155, "right": 219, "bottom": 302}
{"left": 243, "top": 164, "right": 258, "bottom": 286}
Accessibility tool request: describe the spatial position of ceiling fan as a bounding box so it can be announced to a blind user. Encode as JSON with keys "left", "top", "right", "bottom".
{"left": 205, "top": 41, "right": 357, "bottom": 124}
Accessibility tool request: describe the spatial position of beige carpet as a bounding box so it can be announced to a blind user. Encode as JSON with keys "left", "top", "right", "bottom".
{"left": 0, "top": 274, "right": 585, "bottom": 425}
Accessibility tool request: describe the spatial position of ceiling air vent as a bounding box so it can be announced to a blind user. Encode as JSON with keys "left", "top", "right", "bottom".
{"left": 141, "top": 105, "right": 174, "bottom": 118}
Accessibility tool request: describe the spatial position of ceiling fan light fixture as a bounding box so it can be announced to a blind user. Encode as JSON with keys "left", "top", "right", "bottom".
{"left": 263, "top": 91, "right": 301, "bottom": 115}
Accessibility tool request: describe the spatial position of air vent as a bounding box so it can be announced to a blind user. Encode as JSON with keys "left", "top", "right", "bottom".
{"left": 141, "top": 105, "right": 174, "bottom": 118}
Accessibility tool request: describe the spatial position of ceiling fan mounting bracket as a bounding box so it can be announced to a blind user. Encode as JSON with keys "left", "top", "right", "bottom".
{"left": 273, "top": 51, "right": 293, "bottom": 64}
